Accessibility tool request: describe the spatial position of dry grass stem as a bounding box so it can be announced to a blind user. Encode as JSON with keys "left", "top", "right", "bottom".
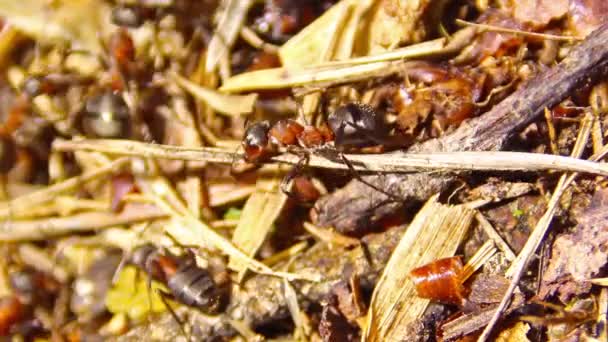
{"left": 462, "top": 240, "right": 497, "bottom": 281}
{"left": 220, "top": 59, "right": 407, "bottom": 92}
{"left": 590, "top": 278, "right": 608, "bottom": 286}
{"left": 205, "top": 0, "right": 254, "bottom": 72}
{"left": 18, "top": 244, "right": 70, "bottom": 282}
{"left": 170, "top": 72, "right": 258, "bottom": 117}
{"left": 302, "top": 222, "right": 360, "bottom": 248}
{"left": 137, "top": 177, "right": 320, "bottom": 282}
{"left": 0, "top": 204, "right": 166, "bottom": 241}
{"left": 0, "top": 157, "right": 129, "bottom": 219}
{"left": 54, "top": 139, "right": 608, "bottom": 176}
{"left": 239, "top": 26, "right": 280, "bottom": 54}
{"left": 262, "top": 241, "right": 309, "bottom": 267}
{"left": 544, "top": 108, "right": 559, "bottom": 155}
{"left": 478, "top": 113, "right": 595, "bottom": 342}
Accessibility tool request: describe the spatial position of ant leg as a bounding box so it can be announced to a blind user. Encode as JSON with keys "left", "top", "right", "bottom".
{"left": 279, "top": 152, "right": 310, "bottom": 200}
{"left": 337, "top": 153, "right": 404, "bottom": 204}
{"left": 157, "top": 289, "right": 193, "bottom": 342}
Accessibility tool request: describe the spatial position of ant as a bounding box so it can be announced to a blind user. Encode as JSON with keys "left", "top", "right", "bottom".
{"left": 121, "top": 243, "right": 229, "bottom": 340}
{"left": 235, "top": 102, "right": 407, "bottom": 203}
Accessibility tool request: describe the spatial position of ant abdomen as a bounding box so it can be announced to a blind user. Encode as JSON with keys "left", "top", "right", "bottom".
{"left": 167, "top": 262, "right": 226, "bottom": 315}
{"left": 328, "top": 103, "right": 390, "bottom": 149}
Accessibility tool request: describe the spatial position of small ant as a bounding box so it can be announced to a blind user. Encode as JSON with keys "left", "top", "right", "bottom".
{"left": 129, "top": 244, "right": 228, "bottom": 315}
{"left": 120, "top": 243, "right": 229, "bottom": 340}
{"left": 235, "top": 103, "right": 407, "bottom": 202}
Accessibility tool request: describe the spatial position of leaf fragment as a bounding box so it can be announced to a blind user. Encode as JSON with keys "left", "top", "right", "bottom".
{"left": 363, "top": 195, "right": 474, "bottom": 341}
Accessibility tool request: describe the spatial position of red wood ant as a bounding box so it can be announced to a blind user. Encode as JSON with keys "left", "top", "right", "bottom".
{"left": 239, "top": 102, "right": 395, "bottom": 166}
{"left": 128, "top": 243, "right": 228, "bottom": 316}
{"left": 235, "top": 103, "right": 407, "bottom": 203}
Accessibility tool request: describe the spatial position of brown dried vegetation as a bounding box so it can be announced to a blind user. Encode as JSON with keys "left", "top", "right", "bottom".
{"left": 0, "top": 0, "right": 607, "bottom": 341}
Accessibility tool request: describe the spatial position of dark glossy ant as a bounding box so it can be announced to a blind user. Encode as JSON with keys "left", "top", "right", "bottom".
{"left": 240, "top": 103, "right": 398, "bottom": 166}
{"left": 129, "top": 244, "right": 228, "bottom": 315}
{"left": 235, "top": 103, "right": 407, "bottom": 203}
{"left": 120, "top": 243, "right": 228, "bottom": 340}
{"left": 80, "top": 91, "right": 132, "bottom": 139}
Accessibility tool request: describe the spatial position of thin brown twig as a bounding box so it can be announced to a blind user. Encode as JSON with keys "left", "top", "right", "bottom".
{"left": 0, "top": 157, "right": 130, "bottom": 219}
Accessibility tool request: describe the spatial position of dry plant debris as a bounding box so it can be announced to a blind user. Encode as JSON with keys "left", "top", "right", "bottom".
{"left": 1, "top": 0, "right": 608, "bottom": 341}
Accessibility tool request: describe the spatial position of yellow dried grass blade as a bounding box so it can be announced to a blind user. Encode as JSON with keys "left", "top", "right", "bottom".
{"left": 363, "top": 195, "right": 474, "bottom": 341}
{"left": 221, "top": 60, "right": 401, "bottom": 92}
{"left": 171, "top": 72, "right": 257, "bottom": 116}
{"left": 137, "top": 177, "right": 318, "bottom": 282}
{"left": 229, "top": 184, "right": 288, "bottom": 282}
{"left": 278, "top": 0, "right": 359, "bottom": 67}
{"left": 221, "top": 39, "right": 446, "bottom": 92}
{"left": 0, "top": 0, "right": 109, "bottom": 54}
{"left": 205, "top": 0, "right": 254, "bottom": 72}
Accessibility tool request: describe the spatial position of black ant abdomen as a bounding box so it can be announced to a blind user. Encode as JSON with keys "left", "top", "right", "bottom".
{"left": 167, "top": 263, "right": 226, "bottom": 315}
{"left": 129, "top": 244, "right": 228, "bottom": 315}
{"left": 328, "top": 103, "right": 390, "bottom": 149}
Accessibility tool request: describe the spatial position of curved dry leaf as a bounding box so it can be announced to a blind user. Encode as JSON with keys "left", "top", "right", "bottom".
{"left": 171, "top": 72, "right": 257, "bottom": 116}
{"left": 229, "top": 183, "right": 287, "bottom": 282}
{"left": 363, "top": 195, "right": 474, "bottom": 341}
{"left": 0, "top": 0, "right": 110, "bottom": 54}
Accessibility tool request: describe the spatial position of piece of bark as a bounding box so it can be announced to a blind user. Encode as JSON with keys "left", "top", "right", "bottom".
{"left": 539, "top": 188, "right": 608, "bottom": 302}
{"left": 115, "top": 226, "right": 406, "bottom": 341}
{"left": 313, "top": 22, "right": 608, "bottom": 235}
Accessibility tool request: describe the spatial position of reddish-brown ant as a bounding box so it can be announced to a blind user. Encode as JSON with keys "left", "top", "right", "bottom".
{"left": 235, "top": 102, "right": 408, "bottom": 203}
{"left": 114, "top": 243, "right": 228, "bottom": 340}
{"left": 240, "top": 102, "right": 393, "bottom": 166}
{"left": 128, "top": 243, "right": 228, "bottom": 316}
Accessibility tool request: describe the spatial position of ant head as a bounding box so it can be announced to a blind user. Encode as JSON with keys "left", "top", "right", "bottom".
{"left": 242, "top": 120, "right": 272, "bottom": 163}
{"left": 328, "top": 103, "right": 388, "bottom": 148}
{"left": 131, "top": 243, "right": 158, "bottom": 270}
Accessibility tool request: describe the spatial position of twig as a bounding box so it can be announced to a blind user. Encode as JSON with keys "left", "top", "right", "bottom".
{"left": 455, "top": 19, "right": 584, "bottom": 42}
{"left": 474, "top": 212, "right": 516, "bottom": 261}
{"left": 0, "top": 204, "right": 166, "bottom": 241}
{"left": 544, "top": 108, "right": 558, "bottom": 155}
{"left": 53, "top": 139, "right": 608, "bottom": 176}
{"left": 0, "top": 157, "right": 129, "bottom": 219}
{"left": 477, "top": 114, "right": 598, "bottom": 341}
